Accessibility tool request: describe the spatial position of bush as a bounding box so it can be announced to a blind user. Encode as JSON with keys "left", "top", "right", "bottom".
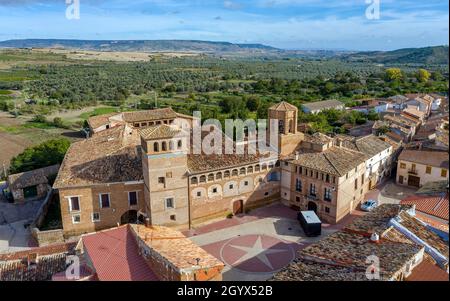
{"left": 53, "top": 117, "right": 64, "bottom": 128}
{"left": 32, "top": 114, "right": 47, "bottom": 123}
{"left": 9, "top": 138, "right": 71, "bottom": 174}
{"left": 226, "top": 213, "right": 234, "bottom": 219}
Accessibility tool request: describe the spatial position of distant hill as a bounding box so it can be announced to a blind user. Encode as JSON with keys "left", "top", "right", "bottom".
{"left": 0, "top": 39, "right": 279, "bottom": 54}
{"left": 340, "top": 46, "right": 449, "bottom": 65}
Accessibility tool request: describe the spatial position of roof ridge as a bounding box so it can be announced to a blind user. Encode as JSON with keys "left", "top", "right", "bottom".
{"left": 322, "top": 151, "right": 341, "bottom": 176}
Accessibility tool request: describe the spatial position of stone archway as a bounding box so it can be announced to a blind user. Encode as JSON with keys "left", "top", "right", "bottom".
{"left": 307, "top": 201, "right": 317, "bottom": 213}
{"left": 120, "top": 210, "right": 138, "bottom": 225}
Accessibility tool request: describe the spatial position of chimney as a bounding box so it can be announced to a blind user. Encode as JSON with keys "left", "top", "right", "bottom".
{"left": 370, "top": 233, "right": 380, "bottom": 243}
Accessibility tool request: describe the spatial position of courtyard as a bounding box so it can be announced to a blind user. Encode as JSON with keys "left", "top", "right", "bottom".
{"left": 185, "top": 202, "right": 364, "bottom": 281}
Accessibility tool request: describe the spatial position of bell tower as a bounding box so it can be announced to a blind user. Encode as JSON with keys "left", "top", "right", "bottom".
{"left": 268, "top": 101, "right": 304, "bottom": 156}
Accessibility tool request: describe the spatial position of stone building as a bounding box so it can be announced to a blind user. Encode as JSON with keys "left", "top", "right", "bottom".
{"left": 54, "top": 101, "right": 396, "bottom": 237}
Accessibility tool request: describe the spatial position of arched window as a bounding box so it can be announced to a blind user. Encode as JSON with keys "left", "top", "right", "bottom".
{"left": 153, "top": 142, "right": 159, "bottom": 152}
{"left": 232, "top": 169, "right": 238, "bottom": 176}
{"left": 216, "top": 172, "right": 222, "bottom": 180}
{"left": 224, "top": 170, "right": 230, "bottom": 178}
{"left": 240, "top": 168, "right": 246, "bottom": 175}
{"left": 208, "top": 174, "right": 215, "bottom": 182}
{"left": 191, "top": 177, "right": 198, "bottom": 185}
{"left": 162, "top": 141, "right": 167, "bottom": 151}
{"left": 262, "top": 163, "right": 267, "bottom": 170}
{"left": 199, "top": 175, "right": 206, "bottom": 183}
{"left": 255, "top": 164, "right": 261, "bottom": 172}
{"left": 247, "top": 166, "right": 253, "bottom": 173}
{"left": 177, "top": 140, "right": 183, "bottom": 149}
{"left": 169, "top": 141, "right": 174, "bottom": 151}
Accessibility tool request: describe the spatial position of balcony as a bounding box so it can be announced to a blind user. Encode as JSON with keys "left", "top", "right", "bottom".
{"left": 408, "top": 169, "right": 418, "bottom": 175}
{"left": 306, "top": 194, "right": 318, "bottom": 201}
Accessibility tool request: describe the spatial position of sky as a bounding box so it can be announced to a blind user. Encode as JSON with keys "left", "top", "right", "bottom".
{"left": 0, "top": 0, "right": 448, "bottom": 51}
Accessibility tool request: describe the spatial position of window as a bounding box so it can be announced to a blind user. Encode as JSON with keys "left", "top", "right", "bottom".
{"left": 232, "top": 169, "right": 238, "bottom": 176}
{"left": 165, "top": 198, "right": 174, "bottom": 209}
{"left": 69, "top": 196, "right": 80, "bottom": 212}
{"left": 324, "top": 188, "right": 332, "bottom": 202}
{"left": 229, "top": 184, "right": 234, "bottom": 189}
{"left": 158, "top": 177, "right": 165, "bottom": 185}
{"left": 169, "top": 141, "right": 174, "bottom": 150}
{"left": 299, "top": 167, "right": 303, "bottom": 174}
{"left": 200, "top": 175, "right": 206, "bottom": 183}
{"left": 361, "top": 175, "right": 365, "bottom": 185}
{"left": 177, "top": 140, "right": 183, "bottom": 149}
{"left": 309, "top": 184, "right": 316, "bottom": 197}
{"left": 295, "top": 179, "right": 302, "bottom": 192}
{"left": 326, "top": 174, "right": 330, "bottom": 183}
{"left": 208, "top": 174, "right": 215, "bottom": 181}
{"left": 247, "top": 166, "right": 254, "bottom": 173}
{"left": 325, "top": 207, "right": 330, "bottom": 214}
{"left": 92, "top": 213, "right": 100, "bottom": 223}
{"left": 128, "top": 191, "right": 138, "bottom": 206}
{"left": 191, "top": 177, "right": 198, "bottom": 185}
{"left": 441, "top": 169, "right": 448, "bottom": 178}
{"left": 212, "top": 187, "right": 218, "bottom": 193}
{"left": 162, "top": 141, "right": 167, "bottom": 151}
{"left": 196, "top": 191, "right": 202, "bottom": 197}
{"left": 255, "top": 165, "right": 260, "bottom": 172}
{"left": 153, "top": 142, "right": 159, "bottom": 152}
{"left": 243, "top": 181, "right": 249, "bottom": 186}
{"left": 170, "top": 215, "right": 176, "bottom": 221}
{"left": 166, "top": 172, "right": 172, "bottom": 178}
{"left": 72, "top": 214, "right": 81, "bottom": 224}
{"left": 354, "top": 179, "right": 358, "bottom": 190}
{"left": 240, "top": 168, "right": 246, "bottom": 175}
{"left": 224, "top": 171, "right": 230, "bottom": 178}
{"left": 296, "top": 196, "right": 300, "bottom": 203}
{"left": 400, "top": 163, "right": 406, "bottom": 169}
{"left": 99, "top": 194, "right": 110, "bottom": 208}
{"left": 426, "top": 166, "right": 432, "bottom": 174}
{"left": 216, "top": 172, "right": 222, "bottom": 180}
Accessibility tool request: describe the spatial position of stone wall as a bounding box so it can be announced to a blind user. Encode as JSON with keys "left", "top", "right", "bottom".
{"left": 32, "top": 228, "right": 65, "bottom": 247}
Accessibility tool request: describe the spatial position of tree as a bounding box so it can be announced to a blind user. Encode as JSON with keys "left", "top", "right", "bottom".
{"left": 245, "top": 96, "right": 261, "bottom": 112}
{"left": 53, "top": 117, "right": 64, "bottom": 128}
{"left": 9, "top": 138, "right": 71, "bottom": 174}
{"left": 385, "top": 68, "right": 403, "bottom": 81}
{"left": 32, "top": 114, "right": 47, "bottom": 123}
{"left": 416, "top": 69, "right": 431, "bottom": 83}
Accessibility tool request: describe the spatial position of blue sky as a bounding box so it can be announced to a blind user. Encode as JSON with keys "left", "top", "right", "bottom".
{"left": 0, "top": 0, "right": 448, "bottom": 50}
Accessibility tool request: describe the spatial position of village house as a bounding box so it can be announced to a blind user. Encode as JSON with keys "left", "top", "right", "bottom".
{"left": 6, "top": 165, "right": 60, "bottom": 203}
{"left": 301, "top": 99, "right": 345, "bottom": 114}
{"left": 396, "top": 150, "right": 449, "bottom": 188}
{"left": 272, "top": 204, "right": 449, "bottom": 281}
{"left": 0, "top": 224, "right": 224, "bottom": 281}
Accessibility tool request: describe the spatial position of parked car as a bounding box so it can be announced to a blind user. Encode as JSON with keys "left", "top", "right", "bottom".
{"left": 361, "top": 200, "right": 378, "bottom": 212}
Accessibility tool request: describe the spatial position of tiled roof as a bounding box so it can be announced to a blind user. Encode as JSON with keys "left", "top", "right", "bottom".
{"left": 398, "top": 150, "right": 449, "bottom": 169}
{"left": 53, "top": 125, "right": 143, "bottom": 189}
{"left": 402, "top": 108, "right": 425, "bottom": 119}
{"left": 8, "top": 164, "right": 60, "bottom": 190}
{"left": 87, "top": 112, "right": 121, "bottom": 129}
{"left": 272, "top": 204, "right": 449, "bottom": 281}
{"left": 416, "top": 181, "right": 449, "bottom": 195}
{"left": 337, "top": 134, "right": 392, "bottom": 158}
{"left": 401, "top": 194, "right": 449, "bottom": 221}
{"left": 123, "top": 108, "right": 177, "bottom": 123}
{"left": 304, "top": 133, "right": 333, "bottom": 144}
{"left": 302, "top": 100, "right": 344, "bottom": 111}
{"left": 269, "top": 101, "right": 298, "bottom": 111}
{"left": 291, "top": 147, "right": 366, "bottom": 177}
{"left": 131, "top": 224, "right": 224, "bottom": 272}
{"left": 406, "top": 257, "right": 449, "bottom": 281}
{"left": 140, "top": 124, "right": 182, "bottom": 140}
{"left": 82, "top": 226, "right": 159, "bottom": 281}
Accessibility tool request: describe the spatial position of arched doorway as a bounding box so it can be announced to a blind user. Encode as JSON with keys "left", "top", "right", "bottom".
{"left": 233, "top": 200, "right": 244, "bottom": 215}
{"left": 120, "top": 210, "right": 138, "bottom": 225}
{"left": 307, "top": 201, "right": 317, "bottom": 213}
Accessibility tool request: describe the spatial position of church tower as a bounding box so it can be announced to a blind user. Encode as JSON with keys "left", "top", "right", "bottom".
{"left": 268, "top": 101, "right": 304, "bottom": 157}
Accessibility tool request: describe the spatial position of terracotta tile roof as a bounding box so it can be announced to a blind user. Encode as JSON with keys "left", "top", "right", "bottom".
{"left": 269, "top": 101, "right": 298, "bottom": 111}
{"left": 337, "top": 134, "right": 392, "bottom": 158}
{"left": 302, "top": 100, "right": 344, "bottom": 112}
{"left": 131, "top": 225, "right": 224, "bottom": 273}
{"left": 88, "top": 112, "right": 121, "bottom": 129}
{"left": 123, "top": 108, "right": 177, "bottom": 123}
{"left": 291, "top": 147, "right": 366, "bottom": 177}
{"left": 304, "top": 133, "right": 333, "bottom": 144}
{"left": 406, "top": 257, "right": 449, "bottom": 281}
{"left": 0, "top": 242, "right": 76, "bottom": 261}
{"left": 402, "top": 108, "right": 425, "bottom": 119}
{"left": 8, "top": 164, "right": 60, "bottom": 190}
{"left": 139, "top": 124, "right": 182, "bottom": 140}
{"left": 415, "top": 212, "right": 449, "bottom": 233}
{"left": 416, "top": 181, "right": 449, "bottom": 195}
{"left": 81, "top": 226, "right": 159, "bottom": 281}
{"left": 401, "top": 194, "right": 449, "bottom": 221}
{"left": 53, "top": 125, "right": 143, "bottom": 189}
{"left": 398, "top": 150, "right": 449, "bottom": 169}
{"left": 273, "top": 204, "right": 449, "bottom": 281}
